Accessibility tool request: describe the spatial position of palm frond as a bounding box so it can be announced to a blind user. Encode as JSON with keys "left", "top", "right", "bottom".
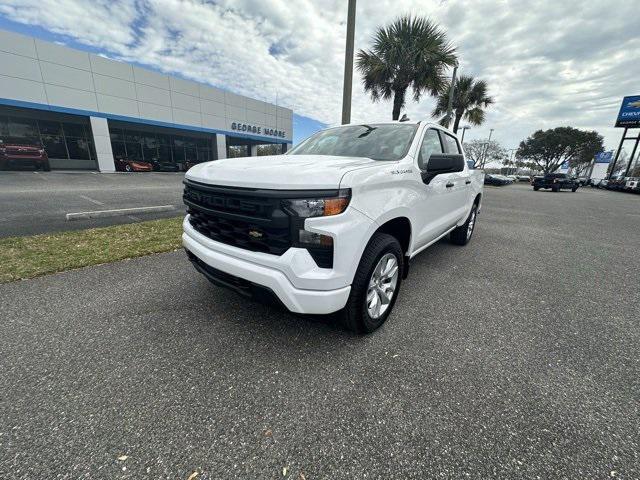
{"left": 356, "top": 14, "right": 458, "bottom": 115}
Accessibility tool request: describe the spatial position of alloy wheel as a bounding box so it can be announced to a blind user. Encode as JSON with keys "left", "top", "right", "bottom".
{"left": 467, "top": 207, "right": 477, "bottom": 240}
{"left": 366, "top": 253, "right": 399, "bottom": 319}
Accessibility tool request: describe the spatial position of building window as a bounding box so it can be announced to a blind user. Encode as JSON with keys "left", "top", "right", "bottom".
{"left": 41, "top": 134, "right": 68, "bottom": 158}
{"left": 108, "top": 122, "right": 215, "bottom": 170}
{"left": 227, "top": 145, "right": 248, "bottom": 158}
{"left": 66, "top": 138, "right": 92, "bottom": 160}
{"left": 0, "top": 107, "right": 96, "bottom": 169}
{"left": 257, "top": 144, "right": 283, "bottom": 156}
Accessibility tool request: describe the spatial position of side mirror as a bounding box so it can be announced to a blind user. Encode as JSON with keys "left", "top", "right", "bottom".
{"left": 419, "top": 153, "right": 465, "bottom": 184}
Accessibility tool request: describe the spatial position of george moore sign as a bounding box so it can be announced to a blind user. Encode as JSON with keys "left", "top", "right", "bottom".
{"left": 231, "top": 122, "right": 286, "bottom": 138}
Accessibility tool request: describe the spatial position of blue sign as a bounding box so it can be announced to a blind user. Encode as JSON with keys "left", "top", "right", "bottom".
{"left": 615, "top": 95, "right": 640, "bottom": 127}
{"left": 560, "top": 161, "right": 569, "bottom": 170}
{"left": 594, "top": 151, "right": 613, "bottom": 164}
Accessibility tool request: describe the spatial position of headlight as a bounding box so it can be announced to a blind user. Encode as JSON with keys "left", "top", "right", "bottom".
{"left": 282, "top": 189, "right": 351, "bottom": 218}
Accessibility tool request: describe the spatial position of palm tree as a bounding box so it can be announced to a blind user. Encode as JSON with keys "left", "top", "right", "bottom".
{"left": 432, "top": 74, "right": 493, "bottom": 133}
{"left": 356, "top": 16, "right": 457, "bottom": 120}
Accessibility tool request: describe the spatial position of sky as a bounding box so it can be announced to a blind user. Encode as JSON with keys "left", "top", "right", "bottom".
{"left": 0, "top": 0, "right": 638, "bottom": 149}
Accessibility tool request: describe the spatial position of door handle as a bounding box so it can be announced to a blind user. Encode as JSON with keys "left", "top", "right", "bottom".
{"left": 446, "top": 182, "right": 455, "bottom": 188}
{"left": 465, "top": 180, "right": 471, "bottom": 185}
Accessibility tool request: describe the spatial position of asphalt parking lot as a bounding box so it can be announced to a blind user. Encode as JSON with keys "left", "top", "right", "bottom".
{"left": 0, "top": 171, "right": 185, "bottom": 237}
{"left": 1, "top": 183, "right": 639, "bottom": 479}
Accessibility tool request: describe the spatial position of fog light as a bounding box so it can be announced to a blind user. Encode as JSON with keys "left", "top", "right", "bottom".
{"left": 299, "top": 230, "right": 333, "bottom": 246}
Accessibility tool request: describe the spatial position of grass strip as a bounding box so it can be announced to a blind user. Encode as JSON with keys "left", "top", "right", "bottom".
{"left": 0, "top": 217, "right": 184, "bottom": 284}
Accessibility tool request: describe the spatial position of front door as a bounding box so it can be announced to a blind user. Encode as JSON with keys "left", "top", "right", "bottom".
{"left": 413, "top": 128, "right": 462, "bottom": 249}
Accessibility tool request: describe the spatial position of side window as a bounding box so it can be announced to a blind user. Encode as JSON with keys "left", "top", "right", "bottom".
{"left": 419, "top": 129, "right": 443, "bottom": 163}
{"left": 440, "top": 132, "right": 461, "bottom": 154}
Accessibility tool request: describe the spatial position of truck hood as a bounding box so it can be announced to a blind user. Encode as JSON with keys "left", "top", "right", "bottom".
{"left": 185, "top": 154, "right": 379, "bottom": 189}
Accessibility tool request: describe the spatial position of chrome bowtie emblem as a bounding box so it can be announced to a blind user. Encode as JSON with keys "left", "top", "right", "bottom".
{"left": 248, "top": 230, "right": 263, "bottom": 238}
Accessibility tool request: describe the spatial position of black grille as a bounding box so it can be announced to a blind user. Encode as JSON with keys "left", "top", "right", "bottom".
{"left": 184, "top": 179, "right": 343, "bottom": 267}
{"left": 184, "top": 180, "right": 292, "bottom": 255}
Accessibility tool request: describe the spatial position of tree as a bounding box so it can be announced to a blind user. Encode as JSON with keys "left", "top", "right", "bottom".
{"left": 356, "top": 15, "right": 457, "bottom": 120}
{"left": 516, "top": 127, "right": 604, "bottom": 174}
{"left": 432, "top": 74, "right": 494, "bottom": 133}
{"left": 463, "top": 139, "right": 507, "bottom": 169}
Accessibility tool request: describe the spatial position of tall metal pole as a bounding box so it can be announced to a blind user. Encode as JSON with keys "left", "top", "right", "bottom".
{"left": 624, "top": 133, "right": 640, "bottom": 177}
{"left": 461, "top": 126, "right": 469, "bottom": 142}
{"left": 480, "top": 128, "right": 494, "bottom": 168}
{"left": 341, "top": 0, "right": 357, "bottom": 125}
{"left": 608, "top": 128, "right": 627, "bottom": 179}
{"left": 444, "top": 65, "right": 458, "bottom": 129}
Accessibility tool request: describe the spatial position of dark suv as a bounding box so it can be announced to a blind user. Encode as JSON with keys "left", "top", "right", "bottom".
{"left": 532, "top": 173, "right": 579, "bottom": 192}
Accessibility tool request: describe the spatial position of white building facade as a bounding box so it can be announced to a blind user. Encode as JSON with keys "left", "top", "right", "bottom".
{"left": 0, "top": 28, "right": 292, "bottom": 171}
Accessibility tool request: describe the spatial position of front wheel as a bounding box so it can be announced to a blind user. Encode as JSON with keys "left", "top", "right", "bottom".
{"left": 341, "top": 233, "right": 403, "bottom": 333}
{"left": 533, "top": 186, "right": 539, "bottom": 191}
{"left": 572, "top": 187, "right": 578, "bottom": 192}
{"left": 450, "top": 203, "right": 478, "bottom": 246}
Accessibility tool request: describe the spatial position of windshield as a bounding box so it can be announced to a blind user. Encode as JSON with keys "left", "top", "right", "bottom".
{"left": 288, "top": 124, "right": 418, "bottom": 161}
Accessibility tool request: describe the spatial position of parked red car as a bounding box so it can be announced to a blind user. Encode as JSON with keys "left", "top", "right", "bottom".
{"left": 114, "top": 156, "right": 153, "bottom": 172}
{"left": 0, "top": 140, "right": 50, "bottom": 171}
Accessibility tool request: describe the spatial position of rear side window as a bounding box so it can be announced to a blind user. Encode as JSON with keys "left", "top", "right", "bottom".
{"left": 440, "top": 132, "right": 461, "bottom": 154}
{"left": 419, "top": 129, "right": 443, "bottom": 161}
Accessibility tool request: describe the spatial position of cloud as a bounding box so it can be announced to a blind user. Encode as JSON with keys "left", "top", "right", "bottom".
{"left": 0, "top": 0, "right": 637, "bottom": 150}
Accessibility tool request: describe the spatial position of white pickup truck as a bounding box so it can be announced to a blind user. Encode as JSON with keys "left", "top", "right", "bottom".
{"left": 183, "top": 121, "right": 484, "bottom": 332}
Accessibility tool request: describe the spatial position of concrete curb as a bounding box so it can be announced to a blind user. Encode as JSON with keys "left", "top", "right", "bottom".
{"left": 66, "top": 205, "right": 178, "bottom": 221}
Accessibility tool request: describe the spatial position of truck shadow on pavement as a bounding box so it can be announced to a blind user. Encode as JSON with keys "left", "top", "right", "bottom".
{"left": 182, "top": 237, "right": 455, "bottom": 342}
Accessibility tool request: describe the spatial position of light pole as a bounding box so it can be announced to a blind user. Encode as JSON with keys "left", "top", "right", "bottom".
{"left": 444, "top": 64, "right": 458, "bottom": 128}
{"left": 460, "top": 126, "right": 470, "bottom": 143}
{"left": 341, "top": 0, "right": 357, "bottom": 125}
{"left": 480, "top": 128, "right": 494, "bottom": 168}
{"left": 506, "top": 148, "right": 516, "bottom": 174}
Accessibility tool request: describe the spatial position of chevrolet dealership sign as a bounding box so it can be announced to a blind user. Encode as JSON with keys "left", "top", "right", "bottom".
{"left": 615, "top": 95, "right": 640, "bottom": 128}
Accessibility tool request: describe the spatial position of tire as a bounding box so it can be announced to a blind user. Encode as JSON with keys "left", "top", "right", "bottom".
{"left": 571, "top": 187, "right": 578, "bottom": 192}
{"left": 42, "top": 161, "right": 51, "bottom": 172}
{"left": 552, "top": 185, "right": 560, "bottom": 192}
{"left": 450, "top": 203, "right": 478, "bottom": 246}
{"left": 533, "top": 186, "right": 539, "bottom": 191}
{"left": 125, "top": 164, "right": 132, "bottom": 172}
{"left": 341, "top": 233, "right": 403, "bottom": 333}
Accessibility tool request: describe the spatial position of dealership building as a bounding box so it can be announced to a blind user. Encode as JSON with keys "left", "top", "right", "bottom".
{"left": 0, "top": 28, "right": 292, "bottom": 171}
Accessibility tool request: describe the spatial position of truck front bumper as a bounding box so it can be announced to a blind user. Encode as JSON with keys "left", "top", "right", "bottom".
{"left": 183, "top": 217, "right": 351, "bottom": 314}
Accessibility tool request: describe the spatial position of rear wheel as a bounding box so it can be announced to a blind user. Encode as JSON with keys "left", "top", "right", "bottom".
{"left": 125, "top": 164, "right": 132, "bottom": 172}
{"left": 341, "top": 233, "right": 403, "bottom": 333}
{"left": 552, "top": 185, "right": 560, "bottom": 192}
{"left": 533, "top": 186, "right": 539, "bottom": 191}
{"left": 450, "top": 203, "right": 478, "bottom": 246}
{"left": 571, "top": 186, "right": 578, "bottom": 192}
